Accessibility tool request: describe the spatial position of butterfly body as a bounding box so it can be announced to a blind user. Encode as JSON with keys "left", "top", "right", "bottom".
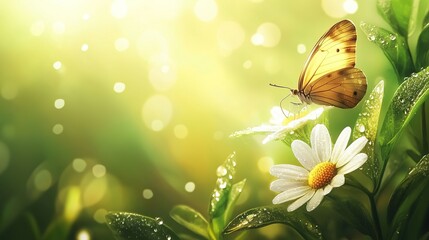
{"left": 286, "top": 20, "right": 367, "bottom": 109}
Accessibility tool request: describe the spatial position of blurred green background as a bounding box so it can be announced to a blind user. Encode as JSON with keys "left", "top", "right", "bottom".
{"left": 0, "top": 0, "right": 396, "bottom": 239}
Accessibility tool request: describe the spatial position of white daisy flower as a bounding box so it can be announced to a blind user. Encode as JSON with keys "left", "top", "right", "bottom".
{"left": 230, "top": 106, "right": 328, "bottom": 143}
{"left": 269, "top": 124, "right": 368, "bottom": 212}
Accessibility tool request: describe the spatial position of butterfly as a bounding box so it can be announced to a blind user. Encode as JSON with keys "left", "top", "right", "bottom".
{"left": 271, "top": 20, "right": 367, "bottom": 109}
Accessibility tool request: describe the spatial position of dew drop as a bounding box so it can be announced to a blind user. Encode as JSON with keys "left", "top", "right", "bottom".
{"left": 216, "top": 166, "right": 227, "bottom": 177}
{"left": 368, "top": 34, "right": 375, "bottom": 41}
{"left": 389, "top": 34, "right": 396, "bottom": 41}
{"left": 155, "top": 217, "right": 164, "bottom": 225}
{"left": 358, "top": 124, "right": 365, "bottom": 133}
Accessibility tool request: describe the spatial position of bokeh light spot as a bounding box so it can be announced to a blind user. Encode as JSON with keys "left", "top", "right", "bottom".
{"left": 52, "top": 124, "right": 64, "bottom": 135}
{"left": 257, "top": 156, "right": 274, "bottom": 173}
{"left": 217, "top": 21, "right": 245, "bottom": 55}
{"left": 194, "top": 0, "right": 218, "bottom": 22}
{"left": 322, "top": 0, "right": 347, "bottom": 18}
{"left": 81, "top": 44, "right": 89, "bottom": 52}
{"left": 243, "top": 60, "right": 252, "bottom": 69}
{"left": 92, "top": 164, "right": 106, "bottom": 178}
{"left": 137, "top": 30, "right": 167, "bottom": 59}
{"left": 184, "top": 181, "right": 196, "bottom": 192}
{"left": 53, "top": 61, "right": 62, "bottom": 70}
{"left": 54, "top": 98, "right": 65, "bottom": 109}
{"left": 257, "top": 22, "right": 282, "bottom": 47}
{"left": 111, "top": 0, "right": 128, "bottom": 19}
{"left": 297, "top": 43, "right": 307, "bottom": 54}
{"left": 142, "top": 189, "right": 154, "bottom": 199}
{"left": 82, "top": 13, "right": 91, "bottom": 21}
{"left": 77, "top": 229, "right": 91, "bottom": 240}
{"left": 113, "top": 82, "right": 126, "bottom": 93}
{"left": 72, "top": 158, "right": 87, "bottom": 172}
{"left": 149, "top": 63, "right": 176, "bottom": 91}
{"left": 83, "top": 178, "right": 107, "bottom": 207}
{"left": 34, "top": 169, "right": 52, "bottom": 191}
{"left": 142, "top": 95, "right": 173, "bottom": 132}
{"left": 251, "top": 33, "right": 264, "bottom": 46}
{"left": 52, "top": 21, "right": 65, "bottom": 34}
{"left": 0, "top": 141, "right": 10, "bottom": 175}
{"left": 343, "top": 0, "right": 358, "bottom": 14}
{"left": 115, "top": 38, "right": 129, "bottom": 52}
{"left": 174, "top": 124, "right": 188, "bottom": 139}
{"left": 93, "top": 209, "right": 108, "bottom": 224}
{"left": 30, "top": 20, "right": 45, "bottom": 36}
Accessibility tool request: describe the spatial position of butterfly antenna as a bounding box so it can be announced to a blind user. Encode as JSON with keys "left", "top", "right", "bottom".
{"left": 269, "top": 83, "right": 293, "bottom": 90}
{"left": 279, "top": 93, "right": 292, "bottom": 118}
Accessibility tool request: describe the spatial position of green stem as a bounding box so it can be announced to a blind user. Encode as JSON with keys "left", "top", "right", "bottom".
{"left": 369, "top": 193, "right": 383, "bottom": 240}
{"left": 422, "top": 102, "right": 428, "bottom": 154}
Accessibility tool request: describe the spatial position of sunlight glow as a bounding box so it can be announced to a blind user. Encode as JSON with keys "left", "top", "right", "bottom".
{"left": 185, "top": 181, "right": 196, "bottom": 192}
{"left": 93, "top": 209, "right": 108, "bottom": 223}
{"left": 113, "top": 82, "right": 126, "bottom": 93}
{"left": 34, "top": 169, "right": 52, "bottom": 191}
{"left": 217, "top": 21, "right": 245, "bottom": 55}
{"left": 54, "top": 98, "right": 65, "bottom": 109}
{"left": 72, "top": 158, "right": 87, "bottom": 172}
{"left": 174, "top": 124, "right": 188, "bottom": 139}
{"left": 111, "top": 0, "right": 128, "bottom": 19}
{"left": 142, "top": 189, "right": 154, "bottom": 199}
{"left": 142, "top": 95, "right": 173, "bottom": 131}
{"left": 52, "top": 21, "right": 65, "bottom": 34}
{"left": 53, "top": 61, "right": 62, "bottom": 70}
{"left": 194, "top": 0, "right": 218, "bottom": 22}
{"left": 297, "top": 43, "right": 307, "bottom": 54}
{"left": 114, "top": 38, "right": 129, "bottom": 52}
{"left": 257, "top": 22, "right": 281, "bottom": 47}
{"left": 30, "top": 20, "right": 45, "bottom": 36}
{"left": 321, "top": 0, "right": 347, "bottom": 18}
{"left": 77, "top": 229, "right": 91, "bottom": 240}
{"left": 52, "top": 124, "right": 64, "bottom": 135}
{"left": 81, "top": 44, "right": 89, "bottom": 52}
{"left": 92, "top": 164, "right": 106, "bottom": 178}
{"left": 343, "top": 0, "right": 358, "bottom": 14}
{"left": 257, "top": 156, "right": 274, "bottom": 173}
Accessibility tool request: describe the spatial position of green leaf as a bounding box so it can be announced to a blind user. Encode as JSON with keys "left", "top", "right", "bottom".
{"left": 170, "top": 205, "right": 209, "bottom": 239}
{"left": 105, "top": 212, "right": 180, "bottom": 240}
{"left": 416, "top": 22, "right": 429, "bottom": 69}
{"left": 223, "top": 206, "right": 323, "bottom": 240}
{"left": 378, "top": 67, "right": 429, "bottom": 168}
{"left": 377, "top": 0, "right": 414, "bottom": 36}
{"left": 223, "top": 179, "right": 246, "bottom": 223}
{"left": 353, "top": 80, "right": 384, "bottom": 184}
{"left": 360, "top": 22, "right": 414, "bottom": 80}
{"left": 387, "top": 154, "right": 429, "bottom": 222}
{"left": 209, "top": 152, "right": 237, "bottom": 235}
{"left": 330, "top": 199, "right": 376, "bottom": 238}
{"left": 389, "top": 184, "right": 429, "bottom": 239}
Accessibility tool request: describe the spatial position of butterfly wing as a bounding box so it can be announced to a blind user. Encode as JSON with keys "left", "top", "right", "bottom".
{"left": 298, "top": 20, "right": 358, "bottom": 92}
{"left": 307, "top": 68, "right": 367, "bottom": 108}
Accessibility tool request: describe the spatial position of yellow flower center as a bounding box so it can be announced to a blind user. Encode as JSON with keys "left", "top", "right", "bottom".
{"left": 308, "top": 162, "right": 337, "bottom": 189}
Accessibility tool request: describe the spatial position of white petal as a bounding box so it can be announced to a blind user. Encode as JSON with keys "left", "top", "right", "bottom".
{"left": 270, "top": 164, "right": 309, "bottom": 180}
{"left": 338, "top": 153, "right": 368, "bottom": 175}
{"left": 287, "top": 190, "right": 315, "bottom": 212}
{"left": 330, "top": 174, "right": 345, "bottom": 187}
{"left": 331, "top": 127, "right": 351, "bottom": 164}
{"left": 291, "top": 140, "right": 318, "bottom": 170}
{"left": 306, "top": 188, "right": 324, "bottom": 212}
{"left": 311, "top": 124, "right": 332, "bottom": 162}
{"left": 323, "top": 184, "right": 333, "bottom": 195}
{"left": 336, "top": 136, "right": 368, "bottom": 168}
{"left": 270, "top": 179, "right": 306, "bottom": 192}
{"left": 262, "top": 126, "right": 290, "bottom": 144}
{"left": 272, "top": 186, "right": 312, "bottom": 204}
